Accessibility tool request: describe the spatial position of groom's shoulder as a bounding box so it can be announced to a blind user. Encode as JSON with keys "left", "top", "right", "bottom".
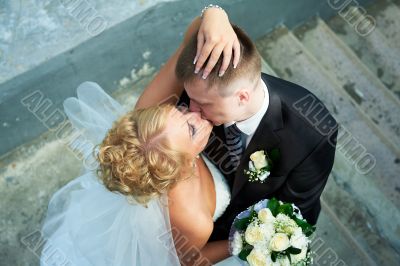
{"left": 261, "top": 72, "right": 337, "bottom": 139}
{"left": 261, "top": 72, "right": 315, "bottom": 101}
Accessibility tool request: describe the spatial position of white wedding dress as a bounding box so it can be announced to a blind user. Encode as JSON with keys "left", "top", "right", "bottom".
{"left": 39, "top": 82, "right": 235, "bottom": 266}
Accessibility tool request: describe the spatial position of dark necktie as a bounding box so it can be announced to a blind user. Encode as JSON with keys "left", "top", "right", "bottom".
{"left": 225, "top": 123, "right": 244, "bottom": 171}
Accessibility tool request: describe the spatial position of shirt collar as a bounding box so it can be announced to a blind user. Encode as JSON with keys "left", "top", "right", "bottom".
{"left": 224, "top": 78, "right": 270, "bottom": 135}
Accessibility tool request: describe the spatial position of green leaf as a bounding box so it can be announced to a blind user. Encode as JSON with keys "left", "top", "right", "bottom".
{"left": 278, "top": 203, "right": 293, "bottom": 216}
{"left": 271, "top": 251, "right": 278, "bottom": 262}
{"left": 234, "top": 217, "right": 250, "bottom": 231}
{"left": 304, "top": 225, "right": 316, "bottom": 237}
{"left": 294, "top": 217, "right": 316, "bottom": 237}
{"left": 238, "top": 244, "right": 253, "bottom": 261}
{"left": 270, "top": 148, "right": 281, "bottom": 162}
{"left": 287, "top": 246, "right": 302, "bottom": 255}
{"left": 267, "top": 158, "right": 273, "bottom": 169}
{"left": 249, "top": 205, "right": 258, "bottom": 220}
{"left": 234, "top": 205, "right": 257, "bottom": 230}
{"left": 261, "top": 164, "right": 271, "bottom": 172}
{"left": 267, "top": 198, "right": 280, "bottom": 216}
{"left": 287, "top": 253, "right": 292, "bottom": 264}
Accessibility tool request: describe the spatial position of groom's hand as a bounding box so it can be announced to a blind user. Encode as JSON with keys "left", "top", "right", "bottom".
{"left": 194, "top": 7, "right": 240, "bottom": 79}
{"left": 135, "top": 9, "right": 239, "bottom": 110}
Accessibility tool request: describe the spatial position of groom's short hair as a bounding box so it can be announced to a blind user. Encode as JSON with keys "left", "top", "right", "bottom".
{"left": 175, "top": 24, "right": 261, "bottom": 96}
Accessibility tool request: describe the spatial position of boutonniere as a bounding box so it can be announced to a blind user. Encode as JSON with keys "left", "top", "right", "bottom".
{"left": 244, "top": 149, "right": 280, "bottom": 183}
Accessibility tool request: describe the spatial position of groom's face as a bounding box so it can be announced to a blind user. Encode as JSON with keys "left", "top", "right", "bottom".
{"left": 185, "top": 78, "right": 245, "bottom": 126}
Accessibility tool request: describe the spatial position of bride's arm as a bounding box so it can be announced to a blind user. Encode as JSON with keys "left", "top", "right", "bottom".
{"left": 200, "top": 240, "right": 230, "bottom": 264}
{"left": 134, "top": 18, "right": 199, "bottom": 110}
{"left": 135, "top": 8, "right": 239, "bottom": 110}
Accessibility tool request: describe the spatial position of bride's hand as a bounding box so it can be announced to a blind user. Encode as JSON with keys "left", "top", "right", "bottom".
{"left": 194, "top": 7, "right": 240, "bottom": 79}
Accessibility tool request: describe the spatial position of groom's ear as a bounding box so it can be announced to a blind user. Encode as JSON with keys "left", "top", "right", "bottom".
{"left": 237, "top": 89, "right": 250, "bottom": 105}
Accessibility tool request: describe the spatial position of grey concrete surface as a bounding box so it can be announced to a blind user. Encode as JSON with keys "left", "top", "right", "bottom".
{"left": 294, "top": 18, "right": 400, "bottom": 151}
{"left": 327, "top": 0, "right": 400, "bottom": 100}
{"left": 0, "top": 0, "right": 175, "bottom": 84}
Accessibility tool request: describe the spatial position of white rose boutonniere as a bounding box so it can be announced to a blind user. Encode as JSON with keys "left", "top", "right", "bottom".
{"left": 250, "top": 151, "right": 269, "bottom": 169}
{"left": 244, "top": 149, "right": 277, "bottom": 183}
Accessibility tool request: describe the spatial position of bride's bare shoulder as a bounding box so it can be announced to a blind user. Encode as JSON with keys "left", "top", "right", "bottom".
{"left": 167, "top": 177, "right": 213, "bottom": 246}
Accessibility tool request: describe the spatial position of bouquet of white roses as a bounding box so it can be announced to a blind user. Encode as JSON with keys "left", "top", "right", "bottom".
{"left": 229, "top": 198, "right": 315, "bottom": 266}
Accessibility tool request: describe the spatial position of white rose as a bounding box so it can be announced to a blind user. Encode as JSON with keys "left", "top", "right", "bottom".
{"left": 250, "top": 151, "right": 268, "bottom": 170}
{"left": 292, "top": 227, "right": 303, "bottom": 237}
{"left": 246, "top": 249, "right": 267, "bottom": 266}
{"left": 290, "top": 247, "right": 308, "bottom": 263}
{"left": 250, "top": 223, "right": 275, "bottom": 250}
{"left": 269, "top": 233, "right": 290, "bottom": 252}
{"left": 245, "top": 222, "right": 265, "bottom": 246}
{"left": 231, "top": 231, "right": 243, "bottom": 256}
{"left": 290, "top": 231, "right": 309, "bottom": 249}
{"left": 258, "top": 208, "right": 275, "bottom": 224}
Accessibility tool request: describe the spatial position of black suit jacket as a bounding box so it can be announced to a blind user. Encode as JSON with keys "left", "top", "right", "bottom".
{"left": 178, "top": 72, "right": 338, "bottom": 241}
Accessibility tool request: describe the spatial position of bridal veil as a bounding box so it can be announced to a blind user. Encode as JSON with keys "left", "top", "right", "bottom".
{"left": 40, "top": 82, "right": 180, "bottom": 266}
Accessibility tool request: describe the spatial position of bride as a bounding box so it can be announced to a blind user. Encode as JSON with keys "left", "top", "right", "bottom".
{"left": 40, "top": 6, "right": 240, "bottom": 266}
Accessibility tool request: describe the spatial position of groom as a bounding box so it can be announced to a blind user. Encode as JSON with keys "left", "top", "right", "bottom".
{"left": 176, "top": 24, "right": 338, "bottom": 242}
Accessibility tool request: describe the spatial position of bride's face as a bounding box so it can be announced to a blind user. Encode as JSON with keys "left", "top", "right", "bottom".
{"left": 164, "top": 107, "right": 213, "bottom": 158}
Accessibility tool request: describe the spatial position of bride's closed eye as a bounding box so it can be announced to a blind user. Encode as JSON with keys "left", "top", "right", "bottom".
{"left": 187, "top": 122, "right": 196, "bottom": 138}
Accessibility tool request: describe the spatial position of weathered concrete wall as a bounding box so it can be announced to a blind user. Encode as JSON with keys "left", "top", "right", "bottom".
{"left": 0, "top": 0, "right": 374, "bottom": 157}
{"left": 0, "top": 0, "right": 176, "bottom": 84}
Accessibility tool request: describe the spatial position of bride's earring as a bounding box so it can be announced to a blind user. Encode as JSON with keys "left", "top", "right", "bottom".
{"left": 192, "top": 155, "right": 200, "bottom": 170}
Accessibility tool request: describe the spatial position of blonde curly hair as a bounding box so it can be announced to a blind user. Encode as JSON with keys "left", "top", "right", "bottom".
{"left": 95, "top": 104, "right": 192, "bottom": 205}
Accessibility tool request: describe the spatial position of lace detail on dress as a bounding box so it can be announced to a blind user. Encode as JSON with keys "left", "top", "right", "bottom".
{"left": 200, "top": 154, "right": 231, "bottom": 221}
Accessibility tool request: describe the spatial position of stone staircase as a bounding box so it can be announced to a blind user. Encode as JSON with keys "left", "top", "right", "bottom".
{"left": 1, "top": 0, "right": 399, "bottom": 265}
{"left": 256, "top": 1, "right": 400, "bottom": 265}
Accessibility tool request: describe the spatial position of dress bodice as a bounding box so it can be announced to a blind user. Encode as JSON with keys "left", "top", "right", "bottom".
{"left": 201, "top": 154, "right": 231, "bottom": 222}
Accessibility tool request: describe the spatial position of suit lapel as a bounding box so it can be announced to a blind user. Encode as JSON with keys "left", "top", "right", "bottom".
{"left": 231, "top": 74, "right": 284, "bottom": 198}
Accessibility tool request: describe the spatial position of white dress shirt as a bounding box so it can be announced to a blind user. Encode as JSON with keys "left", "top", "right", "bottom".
{"left": 224, "top": 78, "right": 270, "bottom": 148}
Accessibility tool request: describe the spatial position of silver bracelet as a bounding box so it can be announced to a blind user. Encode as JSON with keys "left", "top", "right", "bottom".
{"left": 200, "top": 4, "right": 225, "bottom": 18}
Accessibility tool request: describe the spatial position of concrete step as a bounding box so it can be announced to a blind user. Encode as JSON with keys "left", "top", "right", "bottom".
{"left": 293, "top": 18, "right": 400, "bottom": 151}
{"left": 367, "top": 0, "right": 400, "bottom": 51}
{"left": 329, "top": 144, "right": 400, "bottom": 257}
{"left": 261, "top": 57, "right": 278, "bottom": 77}
{"left": 322, "top": 168, "right": 400, "bottom": 264}
{"left": 327, "top": 6, "right": 400, "bottom": 100}
{"left": 311, "top": 206, "right": 369, "bottom": 266}
{"left": 256, "top": 26, "right": 400, "bottom": 257}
